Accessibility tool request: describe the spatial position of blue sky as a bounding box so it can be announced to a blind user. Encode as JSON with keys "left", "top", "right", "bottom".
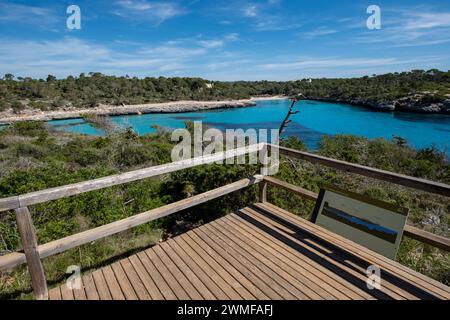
{"left": 0, "top": 0, "right": 450, "bottom": 80}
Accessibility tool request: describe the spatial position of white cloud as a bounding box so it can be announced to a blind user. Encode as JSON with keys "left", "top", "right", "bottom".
{"left": 258, "top": 56, "right": 442, "bottom": 70}
{"left": 114, "top": 0, "right": 185, "bottom": 25}
{"left": 197, "top": 39, "right": 224, "bottom": 48}
{"left": 301, "top": 27, "right": 337, "bottom": 39}
{"left": 0, "top": 37, "right": 184, "bottom": 78}
{"left": 253, "top": 17, "right": 302, "bottom": 31}
{"left": 1, "top": 37, "right": 445, "bottom": 80}
{"left": 402, "top": 12, "right": 450, "bottom": 30}
{"left": 225, "top": 33, "right": 240, "bottom": 41}
{"left": 221, "top": 0, "right": 301, "bottom": 31}
{"left": 356, "top": 8, "right": 450, "bottom": 48}
{"left": 0, "top": 32, "right": 245, "bottom": 79}
{"left": 243, "top": 5, "right": 258, "bottom": 17}
{"left": 0, "top": 2, "right": 59, "bottom": 27}
{"left": 139, "top": 44, "right": 207, "bottom": 58}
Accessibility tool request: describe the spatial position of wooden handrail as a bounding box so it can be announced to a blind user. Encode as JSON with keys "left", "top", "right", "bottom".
{"left": 270, "top": 145, "right": 450, "bottom": 197}
{"left": 263, "top": 176, "right": 318, "bottom": 201}
{"left": 0, "top": 143, "right": 265, "bottom": 213}
{"left": 262, "top": 176, "right": 450, "bottom": 252}
{"left": 403, "top": 226, "right": 450, "bottom": 252}
{"left": 0, "top": 176, "right": 262, "bottom": 271}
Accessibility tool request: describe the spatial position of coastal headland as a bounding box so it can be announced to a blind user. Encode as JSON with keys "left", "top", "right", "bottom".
{"left": 0, "top": 98, "right": 288, "bottom": 124}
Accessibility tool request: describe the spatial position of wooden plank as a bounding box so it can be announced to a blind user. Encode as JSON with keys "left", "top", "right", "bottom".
{"left": 165, "top": 239, "right": 230, "bottom": 300}
{"left": 404, "top": 225, "right": 450, "bottom": 252}
{"left": 194, "top": 227, "right": 297, "bottom": 300}
{"left": 239, "top": 207, "right": 401, "bottom": 300}
{"left": 102, "top": 266, "right": 125, "bottom": 300}
{"left": 159, "top": 242, "right": 216, "bottom": 300}
{"left": 60, "top": 282, "right": 74, "bottom": 300}
{"left": 264, "top": 203, "right": 450, "bottom": 298}
{"left": 257, "top": 202, "right": 450, "bottom": 299}
{"left": 0, "top": 144, "right": 264, "bottom": 213}
{"left": 224, "top": 214, "right": 362, "bottom": 300}
{"left": 174, "top": 236, "right": 242, "bottom": 299}
{"left": 73, "top": 282, "right": 87, "bottom": 300}
{"left": 245, "top": 206, "right": 422, "bottom": 300}
{"left": 272, "top": 145, "right": 450, "bottom": 197}
{"left": 92, "top": 269, "right": 112, "bottom": 300}
{"left": 153, "top": 245, "right": 203, "bottom": 300}
{"left": 174, "top": 234, "right": 242, "bottom": 300}
{"left": 82, "top": 273, "right": 100, "bottom": 300}
{"left": 230, "top": 209, "right": 372, "bottom": 300}
{"left": 111, "top": 262, "right": 138, "bottom": 300}
{"left": 48, "top": 286, "right": 62, "bottom": 300}
{"left": 158, "top": 242, "right": 219, "bottom": 300}
{"left": 144, "top": 249, "right": 191, "bottom": 300}
{"left": 187, "top": 229, "right": 283, "bottom": 300}
{"left": 290, "top": 223, "right": 418, "bottom": 300}
{"left": 207, "top": 219, "right": 324, "bottom": 299}
{"left": 0, "top": 176, "right": 262, "bottom": 271}
{"left": 128, "top": 255, "right": 164, "bottom": 300}
{"left": 137, "top": 251, "right": 178, "bottom": 300}
{"left": 263, "top": 177, "right": 450, "bottom": 252}
{"left": 180, "top": 233, "right": 255, "bottom": 300}
{"left": 202, "top": 222, "right": 313, "bottom": 300}
{"left": 258, "top": 202, "right": 450, "bottom": 295}
{"left": 254, "top": 205, "right": 430, "bottom": 300}
{"left": 120, "top": 258, "right": 151, "bottom": 300}
{"left": 14, "top": 207, "right": 48, "bottom": 300}
{"left": 185, "top": 232, "right": 269, "bottom": 300}
{"left": 217, "top": 216, "right": 343, "bottom": 300}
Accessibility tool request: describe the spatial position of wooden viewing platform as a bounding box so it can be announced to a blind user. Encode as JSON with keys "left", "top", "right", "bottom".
{"left": 48, "top": 203, "right": 450, "bottom": 300}
{"left": 1, "top": 144, "right": 449, "bottom": 300}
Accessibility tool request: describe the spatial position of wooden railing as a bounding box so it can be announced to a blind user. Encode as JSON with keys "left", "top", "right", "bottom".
{"left": 0, "top": 144, "right": 265, "bottom": 299}
{"left": 0, "top": 142, "right": 449, "bottom": 299}
{"left": 259, "top": 145, "right": 450, "bottom": 252}
{"left": 270, "top": 145, "right": 450, "bottom": 197}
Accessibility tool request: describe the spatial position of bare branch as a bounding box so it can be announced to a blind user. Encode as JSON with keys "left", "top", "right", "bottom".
{"left": 278, "top": 94, "right": 304, "bottom": 138}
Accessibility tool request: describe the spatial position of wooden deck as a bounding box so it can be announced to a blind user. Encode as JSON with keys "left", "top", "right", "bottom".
{"left": 48, "top": 203, "right": 450, "bottom": 300}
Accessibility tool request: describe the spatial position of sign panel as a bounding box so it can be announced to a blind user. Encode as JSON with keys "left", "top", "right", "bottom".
{"left": 311, "top": 185, "right": 409, "bottom": 260}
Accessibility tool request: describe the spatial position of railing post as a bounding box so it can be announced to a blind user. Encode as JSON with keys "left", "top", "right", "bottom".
{"left": 259, "top": 144, "right": 268, "bottom": 203}
{"left": 15, "top": 207, "right": 48, "bottom": 300}
{"left": 259, "top": 181, "right": 268, "bottom": 203}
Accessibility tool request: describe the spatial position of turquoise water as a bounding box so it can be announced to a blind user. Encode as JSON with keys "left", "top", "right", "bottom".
{"left": 49, "top": 99, "right": 450, "bottom": 156}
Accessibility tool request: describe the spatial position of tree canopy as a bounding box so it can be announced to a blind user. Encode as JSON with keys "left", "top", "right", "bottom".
{"left": 1, "top": 70, "right": 449, "bottom": 113}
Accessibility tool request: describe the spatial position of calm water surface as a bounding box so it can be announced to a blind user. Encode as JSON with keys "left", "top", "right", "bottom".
{"left": 48, "top": 99, "right": 450, "bottom": 156}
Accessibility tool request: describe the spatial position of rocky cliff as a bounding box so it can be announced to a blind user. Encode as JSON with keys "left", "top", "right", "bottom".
{"left": 305, "top": 93, "right": 450, "bottom": 114}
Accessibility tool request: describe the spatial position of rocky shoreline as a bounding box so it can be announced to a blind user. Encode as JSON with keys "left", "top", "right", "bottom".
{"left": 1, "top": 94, "right": 449, "bottom": 125}
{"left": 0, "top": 99, "right": 260, "bottom": 124}
{"left": 306, "top": 94, "right": 450, "bottom": 114}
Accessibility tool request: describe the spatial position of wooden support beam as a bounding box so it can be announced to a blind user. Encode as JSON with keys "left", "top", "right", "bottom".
{"left": 15, "top": 207, "right": 48, "bottom": 300}
{"left": 271, "top": 145, "right": 450, "bottom": 198}
{"left": 263, "top": 176, "right": 318, "bottom": 202}
{"left": 0, "top": 176, "right": 262, "bottom": 271}
{"left": 404, "top": 225, "right": 450, "bottom": 252}
{"left": 263, "top": 176, "right": 450, "bottom": 252}
{"left": 259, "top": 182, "right": 268, "bottom": 203}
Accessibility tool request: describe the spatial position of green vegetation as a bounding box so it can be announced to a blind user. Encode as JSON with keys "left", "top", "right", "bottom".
{"left": 0, "top": 121, "right": 449, "bottom": 299}
{"left": 296, "top": 69, "right": 450, "bottom": 105}
{"left": 1, "top": 70, "right": 449, "bottom": 112}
